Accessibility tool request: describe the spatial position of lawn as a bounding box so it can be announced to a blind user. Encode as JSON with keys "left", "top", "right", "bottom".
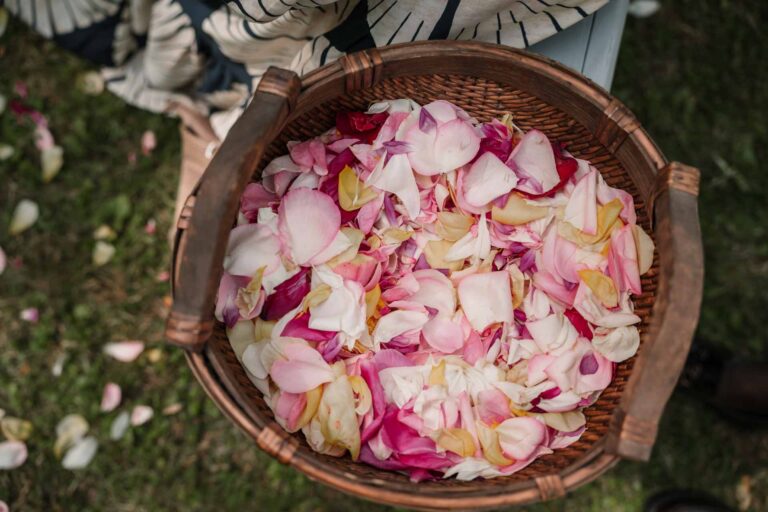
{"left": 1, "top": 1, "right": 767, "bottom": 510}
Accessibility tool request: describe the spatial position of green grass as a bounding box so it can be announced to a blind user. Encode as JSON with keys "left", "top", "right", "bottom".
{"left": 1, "top": 1, "right": 767, "bottom": 510}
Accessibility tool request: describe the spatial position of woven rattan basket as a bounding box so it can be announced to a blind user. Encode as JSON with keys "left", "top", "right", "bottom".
{"left": 165, "top": 42, "right": 703, "bottom": 509}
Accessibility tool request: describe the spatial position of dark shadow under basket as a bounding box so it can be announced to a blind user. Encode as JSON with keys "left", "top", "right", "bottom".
{"left": 167, "top": 42, "right": 703, "bottom": 510}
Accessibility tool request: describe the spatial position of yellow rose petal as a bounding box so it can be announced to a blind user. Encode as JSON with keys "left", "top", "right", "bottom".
{"left": 436, "top": 211, "right": 475, "bottom": 241}
{"left": 578, "top": 269, "right": 618, "bottom": 308}
{"left": 338, "top": 166, "right": 378, "bottom": 211}
{"left": 437, "top": 428, "right": 476, "bottom": 457}
{"left": 491, "top": 193, "right": 549, "bottom": 225}
{"left": 424, "top": 240, "right": 464, "bottom": 271}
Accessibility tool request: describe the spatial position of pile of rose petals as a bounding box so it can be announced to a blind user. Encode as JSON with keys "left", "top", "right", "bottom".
{"left": 217, "top": 99, "right": 654, "bottom": 481}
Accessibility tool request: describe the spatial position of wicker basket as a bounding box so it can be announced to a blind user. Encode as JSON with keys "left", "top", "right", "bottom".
{"left": 165, "top": 42, "right": 703, "bottom": 509}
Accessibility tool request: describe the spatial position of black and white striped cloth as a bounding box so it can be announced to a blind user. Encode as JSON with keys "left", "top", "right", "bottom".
{"left": 3, "top": 0, "right": 607, "bottom": 138}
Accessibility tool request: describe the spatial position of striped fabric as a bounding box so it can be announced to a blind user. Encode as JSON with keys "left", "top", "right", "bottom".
{"left": 3, "top": 0, "right": 607, "bottom": 138}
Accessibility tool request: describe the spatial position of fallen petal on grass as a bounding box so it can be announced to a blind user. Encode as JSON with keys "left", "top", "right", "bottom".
{"left": 92, "top": 241, "right": 116, "bottom": 266}
{"left": 9, "top": 200, "right": 39, "bottom": 235}
{"left": 51, "top": 352, "right": 67, "bottom": 377}
{"left": 110, "top": 411, "right": 130, "bottom": 440}
{"left": 41, "top": 145, "right": 63, "bottom": 182}
{"left": 145, "top": 348, "right": 163, "bottom": 364}
{"left": 141, "top": 130, "right": 157, "bottom": 156}
{"left": 77, "top": 71, "right": 104, "bottom": 95}
{"left": 144, "top": 218, "right": 157, "bottom": 235}
{"left": 61, "top": 436, "right": 98, "bottom": 470}
{"left": 0, "top": 143, "right": 13, "bottom": 160}
{"left": 54, "top": 414, "right": 89, "bottom": 458}
{"left": 130, "top": 405, "right": 154, "bottom": 426}
{"left": 103, "top": 341, "right": 144, "bottom": 362}
{"left": 100, "top": 383, "right": 122, "bottom": 412}
{"left": 155, "top": 270, "right": 170, "bottom": 282}
{"left": 0, "top": 417, "right": 33, "bottom": 441}
{"left": 19, "top": 307, "right": 39, "bottom": 323}
{"left": 162, "top": 403, "right": 183, "bottom": 416}
{"left": 93, "top": 225, "right": 117, "bottom": 241}
{"left": 0, "top": 440, "right": 27, "bottom": 470}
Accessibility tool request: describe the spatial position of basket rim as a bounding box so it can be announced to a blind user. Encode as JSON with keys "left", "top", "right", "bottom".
{"left": 174, "top": 40, "right": 676, "bottom": 509}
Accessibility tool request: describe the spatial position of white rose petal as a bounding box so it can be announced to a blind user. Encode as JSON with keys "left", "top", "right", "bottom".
{"left": 9, "top": 200, "right": 39, "bottom": 235}
{"left": 92, "top": 241, "right": 116, "bottom": 266}
{"left": 110, "top": 411, "right": 130, "bottom": 440}
{"left": 62, "top": 436, "right": 98, "bottom": 470}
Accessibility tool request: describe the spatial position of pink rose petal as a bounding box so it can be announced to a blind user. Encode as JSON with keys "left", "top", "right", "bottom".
{"left": 0, "top": 440, "right": 27, "bottom": 469}
{"left": 564, "top": 169, "right": 598, "bottom": 235}
{"left": 509, "top": 129, "right": 559, "bottom": 194}
{"left": 497, "top": 417, "right": 547, "bottom": 461}
{"left": 130, "top": 405, "right": 154, "bottom": 426}
{"left": 100, "top": 382, "right": 122, "bottom": 412}
{"left": 19, "top": 307, "right": 38, "bottom": 323}
{"left": 277, "top": 188, "right": 340, "bottom": 265}
{"left": 421, "top": 317, "right": 465, "bottom": 353}
{"left": 462, "top": 152, "right": 518, "bottom": 207}
{"left": 141, "top": 130, "right": 157, "bottom": 156}
{"left": 269, "top": 343, "right": 334, "bottom": 394}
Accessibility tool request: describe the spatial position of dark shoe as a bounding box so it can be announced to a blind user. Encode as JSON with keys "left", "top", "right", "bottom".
{"left": 680, "top": 342, "right": 768, "bottom": 427}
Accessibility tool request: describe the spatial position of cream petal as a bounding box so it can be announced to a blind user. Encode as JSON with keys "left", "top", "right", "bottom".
{"left": 462, "top": 152, "right": 518, "bottom": 207}
{"left": 366, "top": 153, "right": 421, "bottom": 219}
{"left": 633, "top": 224, "right": 655, "bottom": 275}
{"left": 103, "top": 341, "right": 144, "bottom": 362}
{"left": 457, "top": 271, "right": 514, "bottom": 332}
{"left": 9, "top": 199, "right": 39, "bottom": 235}
{"left": 379, "top": 366, "right": 426, "bottom": 408}
{"left": 41, "top": 145, "right": 64, "bottom": 183}
{"left": 372, "top": 310, "right": 429, "bottom": 345}
{"left": 62, "top": 436, "right": 98, "bottom": 470}
{"left": 110, "top": 411, "right": 130, "bottom": 440}
{"left": 592, "top": 325, "right": 640, "bottom": 362}
{"left": 526, "top": 314, "right": 578, "bottom": 355}
{"left": 222, "top": 223, "right": 282, "bottom": 277}
{"left": 540, "top": 410, "right": 586, "bottom": 433}
{"left": 92, "top": 241, "right": 116, "bottom": 266}
{"left": 445, "top": 215, "right": 490, "bottom": 263}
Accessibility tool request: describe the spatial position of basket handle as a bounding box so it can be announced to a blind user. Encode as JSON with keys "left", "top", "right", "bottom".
{"left": 605, "top": 162, "right": 704, "bottom": 461}
{"left": 165, "top": 67, "right": 301, "bottom": 351}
